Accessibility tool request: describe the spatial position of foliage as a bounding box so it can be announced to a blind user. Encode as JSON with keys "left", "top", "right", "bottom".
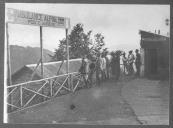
{"left": 51, "top": 23, "right": 106, "bottom": 61}
{"left": 51, "top": 23, "right": 93, "bottom": 61}
{"left": 51, "top": 39, "right": 67, "bottom": 61}
{"left": 69, "top": 24, "right": 92, "bottom": 59}
{"left": 90, "top": 33, "right": 106, "bottom": 57}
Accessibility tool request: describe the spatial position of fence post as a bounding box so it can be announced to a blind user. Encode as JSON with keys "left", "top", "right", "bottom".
{"left": 20, "top": 86, "right": 23, "bottom": 107}
{"left": 70, "top": 74, "right": 73, "bottom": 91}
{"left": 50, "top": 79, "right": 53, "bottom": 97}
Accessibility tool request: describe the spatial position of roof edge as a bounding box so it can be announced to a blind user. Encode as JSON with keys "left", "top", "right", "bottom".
{"left": 139, "top": 30, "right": 169, "bottom": 38}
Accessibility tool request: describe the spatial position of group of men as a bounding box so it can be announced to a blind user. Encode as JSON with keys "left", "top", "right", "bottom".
{"left": 79, "top": 53, "right": 110, "bottom": 88}
{"left": 122, "top": 49, "right": 141, "bottom": 77}
{"left": 78, "top": 49, "right": 141, "bottom": 88}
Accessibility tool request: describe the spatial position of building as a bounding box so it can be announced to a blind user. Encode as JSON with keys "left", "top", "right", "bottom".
{"left": 139, "top": 30, "right": 169, "bottom": 79}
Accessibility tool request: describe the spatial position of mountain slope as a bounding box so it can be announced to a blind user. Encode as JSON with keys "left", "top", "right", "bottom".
{"left": 10, "top": 45, "right": 54, "bottom": 74}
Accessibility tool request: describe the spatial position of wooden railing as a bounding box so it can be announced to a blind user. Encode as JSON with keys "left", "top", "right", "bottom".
{"left": 6, "top": 72, "right": 85, "bottom": 113}
{"left": 7, "top": 64, "right": 127, "bottom": 114}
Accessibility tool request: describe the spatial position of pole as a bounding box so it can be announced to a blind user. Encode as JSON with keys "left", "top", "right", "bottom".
{"left": 40, "top": 26, "right": 44, "bottom": 101}
{"left": 40, "top": 26, "right": 44, "bottom": 78}
{"left": 20, "top": 86, "right": 23, "bottom": 107}
{"left": 6, "top": 23, "right": 12, "bottom": 86}
{"left": 66, "top": 28, "right": 69, "bottom": 74}
{"left": 66, "top": 28, "right": 70, "bottom": 88}
{"left": 6, "top": 23, "right": 12, "bottom": 111}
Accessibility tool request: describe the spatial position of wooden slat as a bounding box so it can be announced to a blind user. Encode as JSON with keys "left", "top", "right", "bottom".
{"left": 73, "top": 76, "right": 81, "bottom": 92}
{"left": 22, "top": 87, "right": 50, "bottom": 98}
{"left": 7, "top": 87, "right": 17, "bottom": 97}
{"left": 54, "top": 76, "right": 68, "bottom": 97}
{"left": 7, "top": 103, "right": 20, "bottom": 109}
{"left": 23, "top": 81, "right": 48, "bottom": 108}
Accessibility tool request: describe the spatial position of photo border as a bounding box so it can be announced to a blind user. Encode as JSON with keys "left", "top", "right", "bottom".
{"left": 0, "top": 0, "right": 172, "bottom": 128}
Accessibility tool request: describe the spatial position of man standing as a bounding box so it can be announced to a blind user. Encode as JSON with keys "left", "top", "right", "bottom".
{"left": 79, "top": 55, "right": 89, "bottom": 88}
{"left": 88, "top": 56, "right": 96, "bottom": 87}
{"left": 95, "top": 54, "right": 102, "bottom": 86}
{"left": 115, "top": 53, "right": 120, "bottom": 80}
{"left": 128, "top": 50, "right": 135, "bottom": 75}
{"left": 135, "top": 49, "right": 141, "bottom": 77}
{"left": 101, "top": 54, "right": 107, "bottom": 81}
{"left": 105, "top": 53, "right": 110, "bottom": 80}
{"left": 110, "top": 52, "right": 116, "bottom": 77}
{"left": 122, "top": 52, "right": 128, "bottom": 75}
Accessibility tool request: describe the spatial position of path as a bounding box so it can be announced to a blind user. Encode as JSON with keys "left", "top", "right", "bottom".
{"left": 121, "top": 78, "right": 169, "bottom": 125}
{"left": 8, "top": 79, "right": 140, "bottom": 124}
{"left": 8, "top": 77, "right": 169, "bottom": 125}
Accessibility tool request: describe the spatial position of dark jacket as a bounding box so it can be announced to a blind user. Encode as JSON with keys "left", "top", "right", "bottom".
{"left": 79, "top": 59, "right": 87, "bottom": 74}
{"left": 135, "top": 53, "right": 141, "bottom": 66}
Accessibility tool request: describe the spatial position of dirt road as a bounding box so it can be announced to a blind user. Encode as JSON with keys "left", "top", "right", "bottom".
{"left": 8, "top": 77, "right": 169, "bottom": 125}
{"left": 8, "top": 79, "right": 141, "bottom": 124}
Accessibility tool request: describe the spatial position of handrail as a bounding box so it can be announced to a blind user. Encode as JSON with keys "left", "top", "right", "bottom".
{"left": 7, "top": 72, "right": 79, "bottom": 88}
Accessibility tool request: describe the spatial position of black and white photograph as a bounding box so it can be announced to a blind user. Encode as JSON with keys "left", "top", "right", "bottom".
{"left": 4, "top": 3, "right": 170, "bottom": 125}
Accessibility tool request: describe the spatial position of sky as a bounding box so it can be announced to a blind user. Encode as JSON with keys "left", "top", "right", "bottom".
{"left": 5, "top": 3, "right": 170, "bottom": 53}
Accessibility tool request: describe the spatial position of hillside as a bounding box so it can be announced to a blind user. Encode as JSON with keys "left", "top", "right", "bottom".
{"left": 10, "top": 45, "right": 54, "bottom": 74}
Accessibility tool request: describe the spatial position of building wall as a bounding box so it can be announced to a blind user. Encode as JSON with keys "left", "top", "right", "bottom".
{"left": 157, "top": 41, "right": 169, "bottom": 79}
{"left": 139, "top": 30, "right": 169, "bottom": 79}
{"left": 140, "top": 40, "right": 169, "bottom": 79}
{"left": 140, "top": 48, "right": 145, "bottom": 77}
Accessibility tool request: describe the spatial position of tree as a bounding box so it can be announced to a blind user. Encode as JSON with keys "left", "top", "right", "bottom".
{"left": 51, "top": 24, "right": 108, "bottom": 61}
{"left": 51, "top": 23, "right": 92, "bottom": 61}
{"left": 90, "top": 33, "right": 106, "bottom": 56}
{"left": 69, "top": 24, "right": 92, "bottom": 58}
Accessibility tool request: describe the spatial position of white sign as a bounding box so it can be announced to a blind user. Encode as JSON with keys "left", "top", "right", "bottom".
{"left": 6, "top": 8, "right": 70, "bottom": 28}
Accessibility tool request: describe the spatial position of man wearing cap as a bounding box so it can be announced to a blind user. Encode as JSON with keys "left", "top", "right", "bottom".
{"left": 135, "top": 49, "right": 141, "bottom": 77}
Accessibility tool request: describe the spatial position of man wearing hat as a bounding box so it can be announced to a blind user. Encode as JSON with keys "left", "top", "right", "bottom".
{"left": 135, "top": 49, "right": 141, "bottom": 77}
